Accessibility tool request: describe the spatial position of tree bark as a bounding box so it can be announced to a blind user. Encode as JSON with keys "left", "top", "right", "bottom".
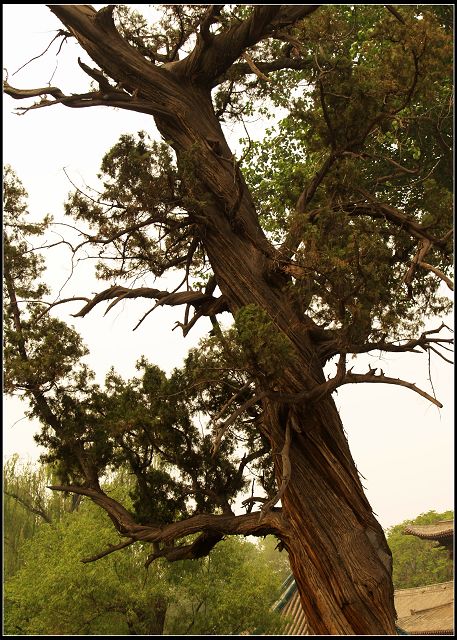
{"left": 152, "top": 93, "right": 397, "bottom": 634}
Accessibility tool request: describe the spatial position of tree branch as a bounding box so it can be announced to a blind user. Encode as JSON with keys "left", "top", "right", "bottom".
{"left": 212, "top": 391, "right": 266, "bottom": 455}
{"left": 417, "top": 262, "right": 453, "bottom": 290}
{"left": 81, "top": 539, "right": 136, "bottom": 563}
{"left": 4, "top": 81, "right": 162, "bottom": 117}
{"left": 281, "top": 153, "right": 338, "bottom": 258}
{"left": 259, "top": 421, "right": 291, "bottom": 521}
{"left": 3, "top": 489, "right": 52, "bottom": 524}
{"left": 338, "top": 368, "right": 443, "bottom": 408}
{"left": 48, "top": 483, "right": 286, "bottom": 562}
{"left": 342, "top": 194, "right": 451, "bottom": 250}
{"left": 385, "top": 5, "right": 406, "bottom": 25}
{"left": 241, "top": 52, "right": 270, "bottom": 82}
{"left": 173, "top": 5, "right": 320, "bottom": 83}
{"left": 145, "top": 532, "right": 224, "bottom": 566}
{"left": 217, "top": 56, "right": 313, "bottom": 86}
{"left": 72, "top": 284, "right": 225, "bottom": 321}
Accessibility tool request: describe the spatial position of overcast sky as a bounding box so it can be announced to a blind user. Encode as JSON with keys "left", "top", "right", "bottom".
{"left": 3, "top": 4, "right": 454, "bottom": 529}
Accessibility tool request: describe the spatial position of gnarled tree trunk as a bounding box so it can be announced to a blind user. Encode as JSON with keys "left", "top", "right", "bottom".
{"left": 153, "top": 92, "right": 397, "bottom": 633}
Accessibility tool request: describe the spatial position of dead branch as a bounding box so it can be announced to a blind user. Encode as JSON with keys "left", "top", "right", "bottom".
{"left": 339, "top": 368, "right": 443, "bottom": 408}
{"left": 73, "top": 285, "right": 219, "bottom": 319}
{"left": 241, "top": 52, "right": 270, "bottom": 82}
{"left": 212, "top": 391, "right": 266, "bottom": 456}
{"left": 81, "top": 539, "right": 136, "bottom": 563}
{"left": 259, "top": 421, "right": 292, "bottom": 521}
{"left": 12, "top": 29, "right": 72, "bottom": 77}
{"left": 346, "top": 323, "right": 454, "bottom": 362}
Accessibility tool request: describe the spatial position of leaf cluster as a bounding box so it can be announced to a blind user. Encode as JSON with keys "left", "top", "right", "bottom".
{"left": 240, "top": 5, "right": 453, "bottom": 344}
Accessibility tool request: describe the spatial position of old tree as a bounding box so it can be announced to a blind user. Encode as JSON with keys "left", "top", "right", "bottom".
{"left": 3, "top": 5, "right": 453, "bottom": 635}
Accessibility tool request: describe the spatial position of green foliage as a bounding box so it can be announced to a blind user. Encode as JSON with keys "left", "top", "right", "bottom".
{"left": 164, "top": 536, "right": 284, "bottom": 635}
{"left": 241, "top": 5, "right": 453, "bottom": 344}
{"left": 3, "top": 171, "right": 274, "bottom": 522}
{"left": 4, "top": 462, "right": 284, "bottom": 636}
{"left": 387, "top": 510, "right": 453, "bottom": 589}
{"left": 235, "top": 304, "right": 294, "bottom": 379}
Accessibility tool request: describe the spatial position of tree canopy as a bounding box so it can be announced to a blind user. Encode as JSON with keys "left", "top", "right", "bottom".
{"left": 3, "top": 5, "right": 453, "bottom": 635}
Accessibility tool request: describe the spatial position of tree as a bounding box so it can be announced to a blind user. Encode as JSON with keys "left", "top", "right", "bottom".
{"left": 3, "top": 5, "right": 453, "bottom": 634}
{"left": 387, "top": 510, "right": 454, "bottom": 590}
{"left": 3, "top": 455, "right": 80, "bottom": 579}
{"left": 4, "top": 459, "right": 284, "bottom": 636}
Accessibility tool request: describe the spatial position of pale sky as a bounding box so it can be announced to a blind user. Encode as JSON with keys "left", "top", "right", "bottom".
{"left": 3, "top": 4, "right": 454, "bottom": 529}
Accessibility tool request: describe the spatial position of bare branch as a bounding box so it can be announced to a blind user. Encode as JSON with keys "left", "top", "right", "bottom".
{"left": 72, "top": 285, "right": 219, "bottom": 319}
{"left": 241, "top": 52, "right": 270, "bottom": 82}
{"left": 4, "top": 489, "right": 52, "bottom": 524}
{"left": 339, "top": 369, "right": 443, "bottom": 408}
{"left": 324, "top": 323, "right": 454, "bottom": 364}
{"left": 418, "top": 261, "right": 453, "bottom": 291}
{"left": 4, "top": 80, "right": 162, "bottom": 117}
{"left": 35, "top": 297, "right": 91, "bottom": 321}
{"left": 12, "top": 29, "right": 71, "bottom": 77}
{"left": 81, "top": 539, "right": 136, "bottom": 563}
{"left": 259, "top": 421, "right": 292, "bottom": 521}
{"left": 212, "top": 391, "right": 266, "bottom": 455}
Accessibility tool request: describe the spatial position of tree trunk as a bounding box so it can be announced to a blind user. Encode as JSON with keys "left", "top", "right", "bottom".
{"left": 137, "top": 596, "right": 167, "bottom": 635}
{"left": 264, "top": 395, "right": 396, "bottom": 635}
{"left": 153, "top": 90, "right": 397, "bottom": 634}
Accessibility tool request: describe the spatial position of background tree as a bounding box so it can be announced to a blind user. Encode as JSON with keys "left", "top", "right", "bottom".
{"left": 3, "top": 5, "right": 453, "bottom": 634}
{"left": 387, "top": 510, "right": 454, "bottom": 590}
{"left": 4, "top": 458, "right": 284, "bottom": 636}
{"left": 3, "top": 455, "right": 71, "bottom": 578}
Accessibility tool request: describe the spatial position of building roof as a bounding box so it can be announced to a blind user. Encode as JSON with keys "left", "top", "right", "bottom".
{"left": 273, "top": 579, "right": 454, "bottom": 635}
{"left": 395, "top": 581, "right": 454, "bottom": 635}
{"left": 403, "top": 520, "right": 454, "bottom": 541}
{"left": 273, "top": 575, "right": 309, "bottom": 635}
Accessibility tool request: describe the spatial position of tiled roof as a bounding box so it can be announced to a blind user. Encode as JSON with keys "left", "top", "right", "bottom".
{"left": 403, "top": 520, "right": 453, "bottom": 541}
{"left": 395, "top": 581, "right": 454, "bottom": 635}
{"left": 273, "top": 576, "right": 309, "bottom": 635}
